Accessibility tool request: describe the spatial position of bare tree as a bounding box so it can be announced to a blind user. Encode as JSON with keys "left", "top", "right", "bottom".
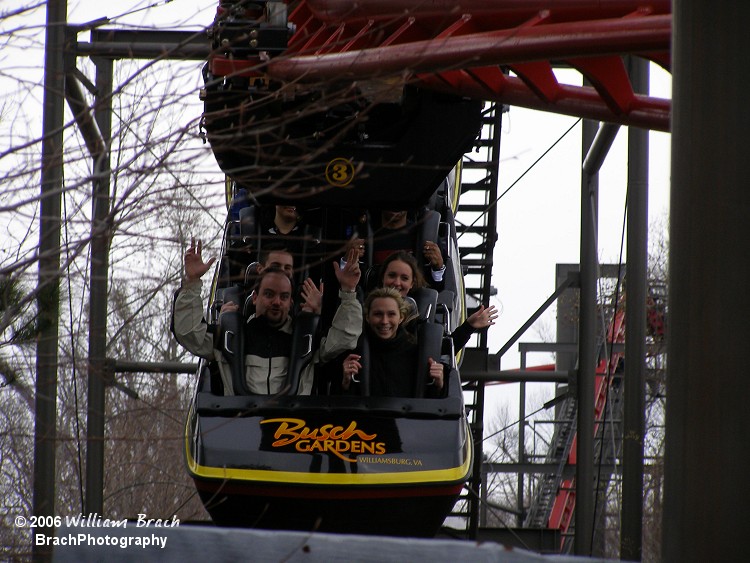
{"left": 1, "top": 4, "right": 226, "bottom": 557}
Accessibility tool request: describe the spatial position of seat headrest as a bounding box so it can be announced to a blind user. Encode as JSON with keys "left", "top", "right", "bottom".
{"left": 244, "top": 262, "right": 261, "bottom": 287}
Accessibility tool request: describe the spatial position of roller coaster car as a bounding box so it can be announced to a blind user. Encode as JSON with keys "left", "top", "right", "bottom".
{"left": 184, "top": 191, "right": 474, "bottom": 536}
{"left": 185, "top": 344, "right": 472, "bottom": 537}
{"left": 185, "top": 0, "right": 480, "bottom": 537}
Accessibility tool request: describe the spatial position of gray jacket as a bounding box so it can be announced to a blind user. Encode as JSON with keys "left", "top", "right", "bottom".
{"left": 172, "top": 280, "right": 361, "bottom": 395}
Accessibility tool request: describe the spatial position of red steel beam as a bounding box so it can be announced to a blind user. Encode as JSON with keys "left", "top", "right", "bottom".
{"left": 418, "top": 72, "right": 670, "bottom": 131}
{"left": 267, "top": 11, "right": 671, "bottom": 131}
{"left": 269, "top": 16, "right": 670, "bottom": 80}
{"left": 303, "top": 0, "right": 672, "bottom": 25}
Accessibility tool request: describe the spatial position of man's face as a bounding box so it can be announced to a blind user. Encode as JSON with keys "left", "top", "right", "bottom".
{"left": 264, "top": 251, "right": 294, "bottom": 278}
{"left": 252, "top": 272, "right": 292, "bottom": 326}
{"left": 366, "top": 297, "right": 403, "bottom": 340}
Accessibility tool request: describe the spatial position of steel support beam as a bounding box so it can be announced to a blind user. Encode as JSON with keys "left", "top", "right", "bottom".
{"left": 64, "top": 71, "right": 105, "bottom": 159}
{"left": 582, "top": 124, "right": 621, "bottom": 174}
{"left": 484, "top": 462, "right": 631, "bottom": 476}
{"left": 521, "top": 341, "right": 626, "bottom": 355}
{"left": 517, "top": 354, "right": 527, "bottom": 527}
{"left": 664, "top": 2, "right": 750, "bottom": 561}
{"left": 461, "top": 370, "right": 571, "bottom": 383}
{"left": 33, "top": 1, "right": 67, "bottom": 559}
{"left": 75, "top": 29, "right": 209, "bottom": 60}
{"left": 84, "top": 56, "right": 113, "bottom": 516}
{"left": 111, "top": 360, "right": 199, "bottom": 374}
{"left": 555, "top": 264, "right": 580, "bottom": 377}
{"left": 621, "top": 55, "right": 649, "bottom": 562}
{"left": 576, "top": 118, "right": 600, "bottom": 556}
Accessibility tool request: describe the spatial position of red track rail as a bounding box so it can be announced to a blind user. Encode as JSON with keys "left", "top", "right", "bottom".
{"left": 210, "top": 0, "right": 672, "bottom": 131}
{"left": 547, "top": 307, "right": 627, "bottom": 546}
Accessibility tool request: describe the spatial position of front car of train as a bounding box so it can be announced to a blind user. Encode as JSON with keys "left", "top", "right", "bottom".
{"left": 183, "top": 0, "right": 484, "bottom": 536}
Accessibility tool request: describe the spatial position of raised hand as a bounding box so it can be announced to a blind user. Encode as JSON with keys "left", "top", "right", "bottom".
{"left": 300, "top": 278, "right": 323, "bottom": 315}
{"left": 185, "top": 237, "right": 216, "bottom": 282}
{"left": 346, "top": 237, "right": 365, "bottom": 261}
{"left": 422, "top": 240, "right": 444, "bottom": 270}
{"left": 333, "top": 246, "right": 361, "bottom": 292}
{"left": 467, "top": 304, "right": 498, "bottom": 330}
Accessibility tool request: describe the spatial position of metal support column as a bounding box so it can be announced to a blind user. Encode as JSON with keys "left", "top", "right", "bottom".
{"left": 664, "top": 2, "right": 750, "bottom": 561}
{"left": 575, "top": 121, "right": 620, "bottom": 555}
{"left": 85, "top": 57, "right": 113, "bottom": 515}
{"left": 33, "top": 0, "right": 67, "bottom": 559}
{"left": 576, "top": 119, "right": 600, "bottom": 556}
{"left": 621, "top": 56, "right": 649, "bottom": 561}
{"left": 517, "top": 359, "right": 527, "bottom": 527}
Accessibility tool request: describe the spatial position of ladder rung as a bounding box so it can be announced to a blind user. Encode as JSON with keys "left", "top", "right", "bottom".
{"left": 460, "top": 258, "right": 493, "bottom": 266}
{"left": 462, "top": 162, "right": 495, "bottom": 170}
{"left": 472, "top": 139, "right": 495, "bottom": 148}
{"left": 456, "top": 225, "right": 491, "bottom": 232}
{"left": 457, "top": 204, "right": 492, "bottom": 212}
{"left": 460, "top": 177, "right": 492, "bottom": 186}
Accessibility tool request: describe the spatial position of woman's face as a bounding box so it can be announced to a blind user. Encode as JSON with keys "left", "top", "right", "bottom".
{"left": 382, "top": 259, "right": 414, "bottom": 298}
{"left": 366, "top": 297, "right": 402, "bottom": 340}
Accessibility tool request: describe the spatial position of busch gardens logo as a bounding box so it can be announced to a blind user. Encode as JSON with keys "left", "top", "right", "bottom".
{"left": 260, "top": 418, "right": 386, "bottom": 462}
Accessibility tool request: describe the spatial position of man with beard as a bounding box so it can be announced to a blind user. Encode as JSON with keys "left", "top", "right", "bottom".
{"left": 172, "top": 238, "right": 362, "bottom": 395}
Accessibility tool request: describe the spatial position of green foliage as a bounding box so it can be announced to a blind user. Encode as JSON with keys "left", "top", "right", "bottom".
{"left": 0, "top": 276, "right": 34, "bottom": 388}
{"left": 32, "top": 281, "right": 58, "bottom": 339}
{"left": 0, "top": 275, "right": 40, "bottom": 345}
